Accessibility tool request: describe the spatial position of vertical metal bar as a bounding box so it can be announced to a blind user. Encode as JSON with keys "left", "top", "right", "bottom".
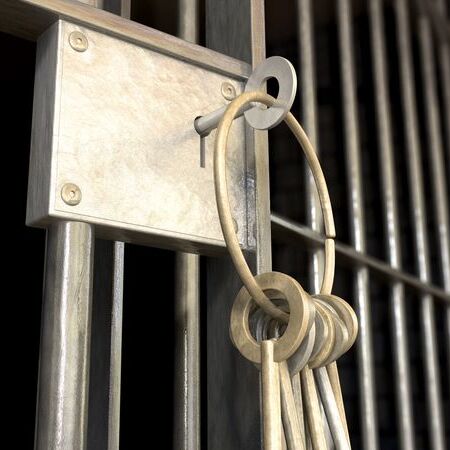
{"left": 107, "top": 241, "right": 124, "bottom": 450}
{"left": 297, "top": 3, "right": 347, "bottom": 445}
{"left": 35, "top": 221, "right": 94, "bottom": 450}
{"left": 435, "top": 0, "right": 450, "bottom": 379}
{"left": 435, "top": 0, "right": 450, "bottom": 166}
{"left": 416, "top": 8, "right": 448, "bottom": 449}
{"left": 296, "top": 0, "right": 322, "bottom": 292}
{"left": 174, "top": 253, "right": 200, "bottom": 450}
{"left": 179, "top": 0, "right": 198, "bottom": 44}
{"left": 174, "top": 3, "right": 200, "bottom": 450}
{"left": 336, "top": 2, "right": 379, "bottom": 449}
{"left": 251, "top": 0, "right": 272, "bottom": 274}
{"left": 205, "top": 1, "right": 270, "bottom": 448}
{"left": 366, "top": 1, "right": 415, "bottom": 449}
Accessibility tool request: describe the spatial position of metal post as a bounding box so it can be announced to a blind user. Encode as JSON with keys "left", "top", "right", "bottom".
{"left": 367, "top": 1, "right": 414, "bottom": 449}
{"left": 35, "top": 221, "right": 94, "bottom": 450}
{"left": 336, "top": 1, "right": 379, "bottom": 449}
{"left": 205, "top": 1, "right": 270, "bottom": 448}
{"left": 416, "top": 10, "right": 448, "bottom": 450}
{"left": 296, "top": 0, "right": 322, "bottom": 292}
{"left": 174, "top": 2, "right": 200, "bottom": 449}
{"left": 435, "top": 0, "right": 450, "bottom": 167}
{"left": 174, "top": 253, "right": 200, "bottom": 450}
{"left": 434, "top": 0, "right": 450, "bottom": 382}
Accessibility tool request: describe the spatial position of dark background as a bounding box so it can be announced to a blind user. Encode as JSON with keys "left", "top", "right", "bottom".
{"left": 2, "top": 0, "right": 449, "bottom": 448}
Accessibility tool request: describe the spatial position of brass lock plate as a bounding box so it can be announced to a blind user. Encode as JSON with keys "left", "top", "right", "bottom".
{"left": 27, "top": 20, "right": 256, "bottom": 254}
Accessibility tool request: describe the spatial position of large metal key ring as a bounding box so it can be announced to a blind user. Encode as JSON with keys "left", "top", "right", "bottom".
{"left": 214, "top": 91, "right": 336, "bottom": 322}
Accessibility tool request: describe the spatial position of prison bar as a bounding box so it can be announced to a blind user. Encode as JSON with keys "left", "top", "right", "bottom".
{"left": 2, "top": 0, "right": 448, "bottom": 448}
{"left": 367, "top": 1, "right": 415, "bottom": 448}
{"left": 174, "top": 1, "right": 201, "bottom": 449}
{"left": 417, "top": 6, "right": 449, "bottom": 449}
{"left": 394, "top": 1, "right": 446, "bottom": 450}
{"left": 297, "top": 0, "right": 322, "bottom": 292}
{"left": 35, "top": 222, "right": 94, "bottom": 450}
{"left": 205, "top": 1, "right": 270, "bottom": 448}
{"left": 335, "top": 2, "right": 379, "bottom": 449}
{"left": 435, "top": 0, "right": 450, "bottom": 381}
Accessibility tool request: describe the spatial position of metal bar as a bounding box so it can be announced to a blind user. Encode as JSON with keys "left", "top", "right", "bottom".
{"left": 174, "top": 253, "right": 200, "bottom": 450}
{"left": 335, "top": 1, "right": 378, "bottom": 448}
{"left": 174, "top": 2, "right": 200, "bottom": 449}
{"left": 396, "top": 1, "right": 448, "bottom": 449}
{"left": 297, "top": 0, "right": 322, "bottom": 292}
{"left": 107, "top": 241, "right": 124, "bottom": 450}
{"left": 417, "top": 10, "right": 448, "bottom": 450}
{"left": 435, "top": 0, "right": 450, "bottom": 379}
{"left": 297, "top": 3, "right": 351, "bottom": 446}
{"left": 414, "top": 0, "right": 450, "bottom": 43}
{"left": 35, "top": 221, "right": 94, "bottom": 450}
{"left": 87, "top": 240, "right": 124, "bottom": 450}
{"left": 367, "top": 1, "right": 414, "bottom": 448}
{"left": 271, "top": 213, "right": 450, "bottom": 303}
{"left": 205, "top": 1, "right": 270, "bottom": 448}
{"left": 178, "top": 0, "right": 198, "bottom": 44}
{"left": 0, "top": 0, "right": 251, "bottom": 79}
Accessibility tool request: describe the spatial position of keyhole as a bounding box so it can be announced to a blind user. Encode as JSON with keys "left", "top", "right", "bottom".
{"left": 200, "top": 135, "right": 206, "bottom": 168}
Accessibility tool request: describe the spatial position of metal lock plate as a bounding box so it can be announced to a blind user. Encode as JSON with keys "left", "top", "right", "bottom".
{"left": 27, "top": 20, "right": 256, "bottom": 254}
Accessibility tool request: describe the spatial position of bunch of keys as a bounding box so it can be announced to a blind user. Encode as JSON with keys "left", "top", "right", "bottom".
{"left": 210, "top": 64, "right": 358, "bottom": 450}
{"left": 230, "top": 271, "right": 358, "bottom": 450}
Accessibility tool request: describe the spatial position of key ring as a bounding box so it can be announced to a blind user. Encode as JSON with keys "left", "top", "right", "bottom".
{"left": 214, "top": 91, "right": 336, "bottom": 322}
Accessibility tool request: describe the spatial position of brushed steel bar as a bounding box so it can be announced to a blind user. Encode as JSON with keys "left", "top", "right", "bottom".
{"left": 174, "top": 253, "right": 200, "bottom": 450}
{"left": 435, "top": 0, "right": 450, "bottom": 378}
{"left": 296, "top": 0, "right": 322, "bottom": 293}
{"left": 107, "top": 241, "right": 124, "bottom": 450}
{"left": 87, "top": 240, "right": 124, "bottom": 450}
{"left": 271, "top": 213, "right": 450, "bottom": 303}
{"left": 417, "top": 11, "right": 448, "bottom": 450}
{"left": 205, "top": 1, "right": 269, "bottom": 448}
{"left": 367, "top": 1, "right": 414, "bottom": 448}
{"left": 297, "top": 3, "right": 350, "bottom": 446}
{"left": 174, "top": 2, "right": 200, "bottom": 449}
{"left": 250, "top": 0, "right": 272, "bottom": 274}
{"left": 35, "top": 221, "right": 94, "bottom": 450}
{"left": 178, "top": 0, "right": 198, "bottom": 45}
{"left": 336, "top": 1, "right": 378, "bottom": 449}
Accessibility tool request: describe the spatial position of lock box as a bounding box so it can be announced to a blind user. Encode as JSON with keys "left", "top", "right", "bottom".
{"left": 27, "top": 20, "right": 257, "bottom": 254}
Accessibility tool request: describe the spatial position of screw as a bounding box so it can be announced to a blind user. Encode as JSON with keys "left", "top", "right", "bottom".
{"left": 69, "top": 31, "right": 88, "bottom": 52}
{"left": 61, "top": 183, "right": 82, "bottom": 206}
{"left": 221, "top": 82, "right": 236, "bottom": 101}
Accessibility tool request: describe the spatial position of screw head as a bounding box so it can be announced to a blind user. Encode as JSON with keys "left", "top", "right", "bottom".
{"left": 69, "top": 31, "right": 88, "bottom": 52}
{"left": 61, "top": 183, "right": 82, "bottom": 206}
{"left": 221, "top": 82, "right": 236, "bottom": 101}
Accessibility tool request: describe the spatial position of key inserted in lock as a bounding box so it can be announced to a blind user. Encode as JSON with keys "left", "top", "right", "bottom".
{"left": 194, "top": 56, "right": 297, "bottom": 135}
